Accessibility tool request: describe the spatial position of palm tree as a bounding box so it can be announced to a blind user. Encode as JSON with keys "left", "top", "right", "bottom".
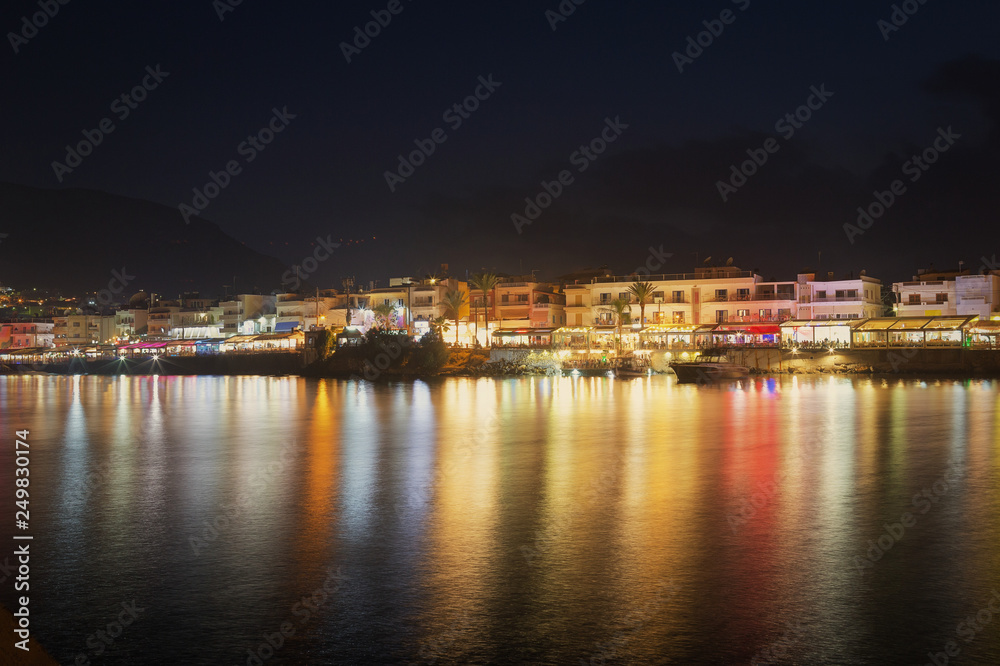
{"left": 628, "top": 281, "right": 655, "bottom": 328}
{"left": 430, "top": 316, "right": 449, "bottom": 338}
{"left": 603, "top": 297, "right": 631, "bottom": 356}
{"left": 441, "top": 289, "right": 468, "bottom": 346}
{"left": 470, "top": 273, "right": 500, "bottom": 347}
{"left": 371, "top": 302, "right": 396, "bottom": 330}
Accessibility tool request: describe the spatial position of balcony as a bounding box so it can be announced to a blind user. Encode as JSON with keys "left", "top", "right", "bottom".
{"left": 596, "top": 270, "right": 753, "bottom": 283}
{"left": 709, "top": 294, "right": 795, "bottom": 303}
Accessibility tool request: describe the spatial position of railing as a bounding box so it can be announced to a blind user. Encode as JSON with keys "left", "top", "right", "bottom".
{"left": 709, "top": 294, "right": 795, "bottom": 302}
{"left": 595, "top": 270, "right": 753, "bottom": 283}
{"left": 805, "top": 296, "right": 863, "bottom": 303}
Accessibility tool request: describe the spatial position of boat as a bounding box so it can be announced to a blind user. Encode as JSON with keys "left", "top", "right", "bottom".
{"left": 669, "top": 350, "right": 749, "bottom": 384}
{"left": 613, "top": 356, "right": 650, "bottom": 378}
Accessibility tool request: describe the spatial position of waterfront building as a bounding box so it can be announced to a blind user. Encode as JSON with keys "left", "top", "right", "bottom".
{"left": 892, "top": 268, "right": 1000, "bottom": 318}
{"left": 0, "top": 321, "right": 55, "bottom": 348}
{"left": 114, "top": 308, "right": 148, "bottom": 339}
{"left": 65, "top": 314, "right": 116, "bottom": 344}
{"left": 493, "top": 277, "right": 566, "bottom": 330}
{"left": 408, "top": 277, "right": 470, "bottom": 340}
{"left": 795, "top": 272, "right": 884, "bottom": 320}
{"left": 221, "top": 294, "right": 278, "bottom": 336}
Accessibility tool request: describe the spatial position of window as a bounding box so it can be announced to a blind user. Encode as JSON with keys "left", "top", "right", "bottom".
{"left": 936, "top": 293, "right": 948, "bottom": 303}
{"left": 653, "top": 291, "right": 664, "bottom": 303}
{"left": 715, "top": 289, "right": 728, "bottom": 300}
{"left": 737, "top": 288, "right": 750, "bottom": 300}
{"left": 516, "top": 294, "right": 528, "bottom": 303}
{"left": 736, "top": 309, "right": 750, "bottom": 318}
{"left": 716, "top": 310, "right": 728, "bottom": 323}
{"left": 619, "top": 292, "right": 630, "bottom": 301}
{"left": 778, "top": 308, "right": 791, "bottom": 318}
{"left": 672, "top": 290, "right": 684, "bottom": 303}
{"left": 816, "top": 291, "right": 827, "bottom": 299}
{"left": 759, "top": 309, "right": 772, "bottom": 318}
{"left": 501, "top": 294, "right": 510, "bottom": 304}
{"left": 599, "top": 293, "right": 611, "bottom": 304}
{"left": 909, "top": 294, "right": 921, "bottom": 304}
{"left": 673, "top": 311, "right": 685, "bottom": 324}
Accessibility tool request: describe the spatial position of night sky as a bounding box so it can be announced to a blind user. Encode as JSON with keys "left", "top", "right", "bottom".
{"left": 4, "top": 0, "right": 999, "bottom": 287}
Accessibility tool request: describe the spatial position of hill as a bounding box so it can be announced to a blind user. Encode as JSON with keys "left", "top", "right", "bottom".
{"left": 0, "top": 183, "right": 289, "bottom": 298}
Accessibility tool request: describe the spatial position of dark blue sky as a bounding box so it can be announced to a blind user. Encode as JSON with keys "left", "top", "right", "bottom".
{"left": 3, "top": 0, "right": 999, "bottom": 286}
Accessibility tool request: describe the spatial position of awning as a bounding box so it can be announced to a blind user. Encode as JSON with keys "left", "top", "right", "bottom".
{"left": 713, "top": 324, "right": 781, "bottom": 334}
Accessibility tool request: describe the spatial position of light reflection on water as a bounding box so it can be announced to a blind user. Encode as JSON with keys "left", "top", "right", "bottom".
{"left": 0, "top": 375, "right": 998, "bottom": 665}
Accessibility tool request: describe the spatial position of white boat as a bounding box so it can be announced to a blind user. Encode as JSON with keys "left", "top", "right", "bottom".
{"left": 669, "top": 351, "right": 749, "bottom": 384}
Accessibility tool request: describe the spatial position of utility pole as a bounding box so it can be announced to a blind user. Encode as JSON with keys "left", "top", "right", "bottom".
{"left": 342, "top": 277, "right": 354, "bottom": 327}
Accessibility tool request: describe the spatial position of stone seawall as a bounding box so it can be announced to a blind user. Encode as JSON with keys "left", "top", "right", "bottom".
{"left": 727, "top": 348, "right": 1000, "bottom": 375}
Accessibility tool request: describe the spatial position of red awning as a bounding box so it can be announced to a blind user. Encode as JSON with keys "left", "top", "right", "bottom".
{"left": 715, "top": 324, "right": 781, "bottom": 334}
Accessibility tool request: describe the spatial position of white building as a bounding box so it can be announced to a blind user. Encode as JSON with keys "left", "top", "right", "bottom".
{"left": 893, "top": 269, "right": 1000, "bottom": 318}
{"left": 565, "top": 267, "right": 797, "bottom": 327}
{"left": 795, "top": 272, "right": 884, "bottom": 320}
{"left": 221, "top": 294, "right": 277, "bottom": 336}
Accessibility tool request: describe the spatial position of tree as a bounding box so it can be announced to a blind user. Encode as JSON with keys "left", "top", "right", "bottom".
{"left": 371, "top": 302, "right": 396, "bottom": 330}
{"left": 628, "top": 281, "right": 655, "bottom": 328}
{"left": 603, "top": 298, "right": 631, "bottom": 356}
{"left": 440, "top": 289, "right": 468, "bottom": 345}
{"left": 430, "top": 315, "right": 450, "bottom": 338}
{"left": 470, "top": 273, "right": 500, "bottom": 347}
{"left": 315, "top": 329, "right": 334, "bottom": 360}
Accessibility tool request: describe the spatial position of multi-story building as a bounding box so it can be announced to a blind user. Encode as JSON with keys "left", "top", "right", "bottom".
{"left": 221, "top": 294, "right": 278, "bottom": 336}
{"left": 366, "top": 283, "right": 410, "bottom": 330}
{"left": 493, "top": 278, "right": 566, "bottom": 330}
{"left": 796, "top": 272, "right": 884, "bottom": 320}
{"left": 408, "top": 277, "right": 470, "bottom": 337}
{"left": 565, "top": 266, "right": 796, "bottom": 327}
{"left": 892, "top": 268, "right": 1000, "bottom": 318}
{"left": 275, "top": 291, "right": 340, "bottom": 332}
{"left": 114, "top": 309, "right": 149, "bottom": 339}
{"left": 0, "top": 321, "right": 55, "bottom": 348}
{"left": 65, "top": 315, "right": 116, "bottom": 345}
